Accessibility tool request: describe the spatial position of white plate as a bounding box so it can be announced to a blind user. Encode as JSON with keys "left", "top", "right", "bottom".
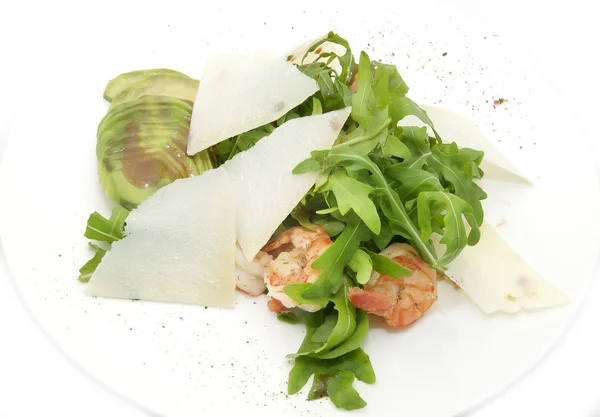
{"left": 1, "top": 2, "right": 599, "bottom": 417}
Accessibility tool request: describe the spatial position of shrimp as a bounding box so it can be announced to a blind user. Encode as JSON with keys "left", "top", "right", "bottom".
{"left": 262, "top": 225, "right": 332, "bottom": 313}
{"left": 347, "top": 243, "right": 437, "bottom": 327}
{"left": 235, "top": 243, "right": 272, "bottom": 296}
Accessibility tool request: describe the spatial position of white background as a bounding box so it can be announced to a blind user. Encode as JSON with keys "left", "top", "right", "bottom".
{"left": 1, "top": 1, "right": 599, "bottom": 416}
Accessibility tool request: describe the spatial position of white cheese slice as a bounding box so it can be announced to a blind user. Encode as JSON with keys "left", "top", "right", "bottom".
{"left": 434, "top": 221, "right": 570, "bottom": 314}
{"left": 399, "top": 104, "right": 532, "bottom": 184}
{"left": 223, "top": 108, "right": 352, "bottom": 261}
{"left": 285, "top": 33, "right": 346, "bottom": 75}
{"left": 187, "top": 51, "right": 319, "bottom": 155}
{"left": 87, "top": 168, "right": 237, "bottom": 307}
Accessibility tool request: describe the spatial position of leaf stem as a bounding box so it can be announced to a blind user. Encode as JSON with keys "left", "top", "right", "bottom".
{"left": 329, "top": 152, "right": 439, "bottom": 267}
{"left": 332, "top": 118, "right": 391, "bottom": 149}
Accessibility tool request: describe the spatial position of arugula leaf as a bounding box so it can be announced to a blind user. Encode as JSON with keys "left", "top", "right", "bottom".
{"left": 334, "top": 114, "right": 390, "bottom": 153}
{"left": 351, "top": 51, "right": 377, "bottom": 124}
{"left": 290, "top": 279, "right": 357, "bottom": 358}
{"left": 276, "top": 111, "right": 300, "bottom": 126}
{"left": 216, "top": 123, "right": 275, "bottom": 163}
{"left": 427, "top": 146, "right": 487, "bottom": 225}
{"left": 334, "top": 51, "right": 391, "bottom": 153}
{"left": 311, "top": 314, "right": 338, "bottom": 343}
{"left": 326, "top": 149, "right": 439, "bottom": 267}
{"left": 287, "top": 348, "right": 375, "bottom": 410}
{"left": 390, "top": 96, "right": 436, "bottom": 134}
{"left": 311, "top": 97, "right": 323, "bottom": 116}
{"left": 277, "top": 308, "right": 327, "bottom": 326}
{"left": 365, "top": 249, "right": 412, "bottom": 278}
{"left": 290, "top": 204, "right": 314, "bottom": 230}
{"left": 326, "top": 370, "right": 368, "bottom": 410}
{"left": 382, "top": 134, "right": 411, "bottom": 159}
{"left": 308, "top": 371, "right": 367, "bottom": 410}
{"left": 79, "top": 206, "right": 129, "bottom": 282}
{"left": 313, "top": 218, "right": 345, "bottom": 237}
{"left": 299, "top": 63, "right": 348, "bottom": 112}
{"left": 400, "top": 126, "right": 487, "bottom": 225}
{"left": 328, "top": 170, "right": 381, "bottom": 234}
{"left": 370, "top": 217, "right": 395, "bottom": 251}
{"left": 293, "top": 156, "right": 322, "bottom": 174}
{"left": 399, "top": 125, "right": 433, "bottom": 167}
{"left": 372, "top": 65, "right": 390, "bottom": 108}
{"left": 301, "top": 31, "right": 356, "bottom": 83}
{"left": 316, "top": 310, "right": 369, "bottom": 360}
{"left": 283, "top": 283, "right": 330, "bottom": 308}
{"left": 293, "top": 149, "right": 331, "bottom": 175}
{"left": 374, "top": 61, "right": 409, "bottom": 97}
{"left": 313, "top": 280, "right": 357, "bottom": 356}
{"left": 386, "top": 165, "right": 444, "bottom": 201}
{"left": 302, "top": 222, "right": 368, "bottom": 300}
{"left": 410, "top": 191, "right": 481, "bottom": 265}
{"left": 348, "top": 249, "right": 373, "bottom": 285}
{"left": 84, "top": 206, "right": 129, "bottom": 242}
{"left": 78, "top": 243, "right": 107, "bottom": 282}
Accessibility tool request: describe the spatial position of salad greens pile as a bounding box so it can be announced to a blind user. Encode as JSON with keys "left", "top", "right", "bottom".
{"left": 79, "top": 31, "right": 488, "bottom": 410}
{"left": 221, "top": 32, "right": 486, "bottom": 409}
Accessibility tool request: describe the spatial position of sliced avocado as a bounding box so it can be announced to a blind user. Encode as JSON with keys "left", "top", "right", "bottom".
{"left": 98, "top": 125, "right": 190, "bottom": 163}
{"left": 97, "top": 95, "right": 192, "bottom": 139}
{"left": 97, "top": 109, "right": 190, "bottom": 156}
{"left": 98, "top": 167, "right": 162, "bottom": 210}
{"left": 103, "top": 69, "right": 191, "bottom": 102}
{"left": 96, "top": 94, "right": 215, "bottom": 208}
{"left": 110, "top": 74, "right": 200, "bottom": 107}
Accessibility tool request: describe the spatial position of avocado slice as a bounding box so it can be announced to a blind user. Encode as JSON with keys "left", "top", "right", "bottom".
{"left": 110, "top": 74, "right": 200, "bottom": 107}
{"left": 98, "top": 125, "right": 190, "bottom": 164}
{"left": 97, "top": 95, "right": 192, "bottom": 139}
{"left": 103, "top": 69, "right": 191, "bottom": 102}
{"left": 96, "top": 95, "right": 215, "bottom": 209}
{"left": 99, "top": 145, "right": 215, "bottom": 210}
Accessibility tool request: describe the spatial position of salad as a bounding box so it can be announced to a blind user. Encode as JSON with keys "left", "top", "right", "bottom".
{"left": 77, "top": 32, "right": 563, "bottom": 410}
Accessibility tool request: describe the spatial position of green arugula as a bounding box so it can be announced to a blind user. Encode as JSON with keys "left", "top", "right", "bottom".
{"left": 288, "top": 279, "right": 358, "bottom": 359}
{"left": 78, "top": 206, "right": 129, "bottom": 282}
{"left": 78, "top": 243, "right": 107, "bottom": 283}
{"left": 399, "top": 125, "right": 487, "bottom": 224}
{"left": 288, "top": 348, "right": 375, "bottom": 410}
{"left": 327, "top": 169, "right": 381, "bottom": 234}
{"left": 84, "top": 206, "right": 129, "bottom": 242}
{"left": 301, "top": 221, "right": 369, "bottom": 300}
{"left": 273, "top": 35, "right": 488, "bottom": 409}
{"left": 365, "top": 249, "right": 412, "bottom": 278}
{"left": 347, "top": 249, "right": 372, "bottom": 285}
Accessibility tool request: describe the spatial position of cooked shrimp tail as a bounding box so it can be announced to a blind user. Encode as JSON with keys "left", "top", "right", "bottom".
{"left": 348, "top": 243, "right": 437, "bottom": 327}
{"left": 262, "top": 225, "right": 332, "bottom": 312}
